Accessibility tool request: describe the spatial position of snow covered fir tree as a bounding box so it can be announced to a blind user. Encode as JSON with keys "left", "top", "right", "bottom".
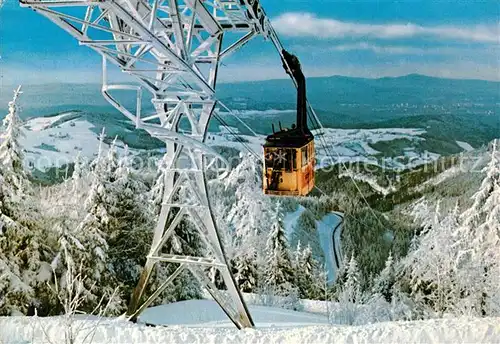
{"left": 0, "top": 86, "right": 53, "bottom": 316}
{"left": 0, "top": 85, "right": 499, "bottom": 341}
{"left": 261, "top": 202, "right": 297, "bottom": 301}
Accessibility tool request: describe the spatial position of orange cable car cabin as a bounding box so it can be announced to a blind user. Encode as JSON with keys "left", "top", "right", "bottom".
{"left": 263, "top": 50, "right": 315, "bottom": 197}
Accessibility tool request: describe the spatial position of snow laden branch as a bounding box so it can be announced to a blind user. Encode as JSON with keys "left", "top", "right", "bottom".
{"left": 0, "top": 85, "right": 28, "bottom": 200}
{"left": 403, "top": 139, "right": 500, "bottom": 317}
{"left": 45, "top": 236, "right": 120, "bottom": 344}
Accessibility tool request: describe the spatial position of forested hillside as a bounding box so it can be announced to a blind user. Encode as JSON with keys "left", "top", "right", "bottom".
{"left": 1, "top": 86, "right": 499, "bottom": 326}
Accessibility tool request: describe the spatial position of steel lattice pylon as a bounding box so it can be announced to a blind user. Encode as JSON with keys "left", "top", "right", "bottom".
{"left": 19, "top": 0, "right": 284, "bottom": 329}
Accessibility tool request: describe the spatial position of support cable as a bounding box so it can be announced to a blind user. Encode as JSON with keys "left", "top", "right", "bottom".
{"left": 211, "top": 111, "right": 262, "bottom": 162}
{"left": 306, "top": 109, "right": 387, "bottom": 230}
{"left": 264, "top": 19, "right": 386, "bottom": 229}
{"left": 218, "top": 101, "right": 259, "bottom": 137}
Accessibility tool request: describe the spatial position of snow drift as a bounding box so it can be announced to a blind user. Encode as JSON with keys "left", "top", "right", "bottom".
{"left": 1, "top": 315, "right": 499, "bottom": 344}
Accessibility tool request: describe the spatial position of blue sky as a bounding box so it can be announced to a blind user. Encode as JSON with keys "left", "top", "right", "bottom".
{"left": 0, "top": 0, "right": 499, "bottom": 85}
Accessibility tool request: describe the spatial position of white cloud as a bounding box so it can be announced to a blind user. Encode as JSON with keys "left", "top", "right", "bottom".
{"left": 298, "top": 42, "right": 500, "bottom": 57}
{"left": 329, "top": 43, "right": 428, "bottom": 55}
{"left": 272, "top": 13, "right": 500, "bottom": 44}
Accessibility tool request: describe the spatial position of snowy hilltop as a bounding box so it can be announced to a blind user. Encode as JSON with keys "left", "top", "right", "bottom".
{"left": 17, "top": 111, "right": 471, "bottom": 173}
{"left": 19, "top": 111, "right": 440, "bottom": 172}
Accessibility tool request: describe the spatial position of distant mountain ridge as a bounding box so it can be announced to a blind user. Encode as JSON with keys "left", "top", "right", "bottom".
{"left": 1, "top": 73, "right": 498, "bottom": 118}
{"left": 217, "top": 73, "right": 500, "bottom": 111}
{"left": 1, "top": 74, "right": 497, "bottom": 158}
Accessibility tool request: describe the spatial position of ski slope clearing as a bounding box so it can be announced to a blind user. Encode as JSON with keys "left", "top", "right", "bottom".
{"left": 1, "top": 314, "right": 498, "bottom": 344}
{"left": 23, "top": 112, "right": 73, "bottom": 132}
{"left": 207, "top": 126, "right": 436, "bottom": 170}
{"left": 456, "top": 140, "right": 474, "bottom": 152}
{"left": 206, "top": 125, "right": 264, "bottom": 156}
{"left": 141, "top": 300, "right": 328, "bottom": 327}
{"left": 19, "top": 111, "right": 435, "bottom": 171}
{"left": 21, "top": 112, "right": 128, "bottom": 170}
{"left": 340, "top": 169, "right": 396, "bottom": 196}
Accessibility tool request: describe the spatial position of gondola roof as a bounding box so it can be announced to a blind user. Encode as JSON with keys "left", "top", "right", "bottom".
{"left": 264, "top": 127, "right": 313, "bottom": 148}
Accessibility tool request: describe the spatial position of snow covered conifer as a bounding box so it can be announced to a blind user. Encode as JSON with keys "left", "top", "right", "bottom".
{"left": 461, "top": 139, "right": 500, "bottom": 228}
{"left": 76, "top": 208, "right": 115, "bottom": 311}
{"left": 0, "top": 86, "right": 24, "bottom": 175}
{"left": 404, "top": 202, "right": 460, "bottom": 315}
{"left": 292, "top": 240, "right": 303, "bottom": 292}
{"left": 314, "top": 263, "right": 330, "bottom": 301}
{"left": 439, "top": 140, "right": 500, "bottom": 316}
{"left": 106, "top": 137, "right": 119, "bottom": 178}
{"left": 341, "top": 254, "right": 363, "bottom": 304}
{"left": 234, "top": 251, "right": 258, "bottom": 292}
{"left": 0, "top": 213, "right": 54, "bottom": 315}
{"left": 0, "top": 218, "right": 34, "bottom": 315}
{"left": 331, "top": 254, "right": 365, "bottom": 325}
{"left": 264, "top": 201, "right": 294, "bottom": 291}
{"left": 112, "top": 144, "right": 148, "bottom": 226}
{"left": 467, "top": 139, "right": 500, "bottom": 254}
{"left": 294, "top": 243, "right": 318, "bottom": 299}
{"left": 73, "top": 133, "right": 124, "bottom": 314}
{"left": 149, "top": 153, "right": 169, "bottom": 219}
{"left": 233, "top": 244, "right": 259, "bottom": 292}
{"left": 108, "top": 145, "right": 150, "bottom": 292}
{"left": 0, "top": 86, "right": 28, "bottom": 205}
{"left": 403, "top": 142, "right": 500, "bottom": 317}
{"left": 293, "top": 240, "right": 302, "bottom": 268}
{"left": 0, "top": 87, "right": 53, "bottom": 315}
{"left": 462, "top": 140, "right": 500, "bottom": 316}
{"left": 71, "top": 152, "right": 87, "bottom": 194}
{"left": 226, "top": 154, "right": 270, "bottom": 290}
{"left": 83, "top": 132, "right": 112, "bottom": 225}
{"left": 227, "top": 153, "right": 269, "bottom": 247}
{"left": 371, "top": 252, "right": 395, "bottom": 302}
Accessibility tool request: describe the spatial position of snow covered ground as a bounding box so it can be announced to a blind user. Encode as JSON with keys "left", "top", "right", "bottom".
{"left": 456, "top": 140, "right": 474, "bottom": 152}
{"left": 240, "top": 293, "right": 331, "bottom": 315}
{"left": 207, "top": 126, "right": 438, "bottom": 170}
{"left": 19, "top": 112, "right": 439, "bottom": 171}
{"left": 206, "top": 126, "right": 264, "bottom": 156}
{"left": 339, "top": 169, "right": 396, "bottom": 196}
{"left": 314, "top": 127, "right": 429, "bottom": 169}
{"left": 1, "top": 310, "right": 498, "bottom": 344}
{"left": 21, "top": 112, "right": 129, "bottom": 170}
{"left": 141, "top": 300, "right": 328, "bottom": 328}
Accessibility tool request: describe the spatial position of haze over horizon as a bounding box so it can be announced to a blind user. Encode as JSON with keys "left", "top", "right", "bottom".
{"left": 1, "top": 73, "right": 500, "bottom": 89}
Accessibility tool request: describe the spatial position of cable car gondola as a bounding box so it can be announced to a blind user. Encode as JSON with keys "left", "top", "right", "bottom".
{"left": 263, "top": 50, "right": 315, "bottom": 196}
